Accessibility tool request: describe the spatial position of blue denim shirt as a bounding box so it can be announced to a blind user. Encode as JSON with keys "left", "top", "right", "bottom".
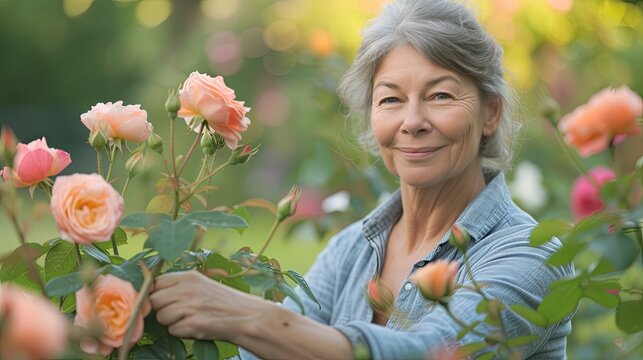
{"left": 242, "top": 173, "right": 573, "bottom": 359}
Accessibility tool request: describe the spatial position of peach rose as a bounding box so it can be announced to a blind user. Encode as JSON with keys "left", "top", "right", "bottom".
{"left": 0, "top": 137, "right": 71, "bottom": 188}
{"left": 366, "top": 278, "right": 395, "bottom": 318}
{"left": 75, "top": 274, "right": 151, "bottom": 356}
{"left": 50, "top": 173, "right": 124, "bottom": 244}
{"left": 410, "top": 260, "right": 459, "bottom": 302}
{"left": 0, "top": 285, "right": 68, "bottom": 359}
{"left": 558, "top": 85, "right": 642, "bottom": 157}
{"left": 178, "top": 71, "right": 251, "bottom": 149}
{"left": 570, "top": 167, "right": 616, "bottom": 220}
{"left": 81, "top": 101, "right": 152, "bottom": 143}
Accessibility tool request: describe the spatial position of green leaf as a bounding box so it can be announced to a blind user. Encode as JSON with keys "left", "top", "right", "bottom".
{"left": 616, "top": 300, "right": 643, "bottom": 334}
{"left": 61, "top": 294, "right": 76, "bottom": 313}
{"left": 0, "top": 244, "right": 45, "bottom": 291}
{"left": 477, "top": 352, "right": 495, "bottom": 360}
{"left": 121, "top": 213, "right": 169, "bottom": 229}
{"left": 204, "top": 253, "right": 248, "bottom": 292}
{"left": 547, "top": 240, "right": 585, "bottom": 266}
{"left": 459, "top": 341, "right": 488, "bottom": 356}
{"left": 507, "top": 335, "right": 539, "bottom": 347}
{"left": 44, "top": 271, "right": 83, "bottom": 297}
{"left": 193, "top": 340, "right": 218, "bottom": 360}
{"left": 244, "top": 273, "right": 278, "bottom": 294}
{"left": 456, "top": 320, "right": 481, "bottom": 340}
{"left": 529, "top": 220, "right": 572, "bottom": 246}
{"left": 181, "top": 211, "right": 248, "bottom": 229}
{"left": 96, "top": 227, "right": 128, "bottom": 251}
{"left": 588, "top": 232, "right": 637, "bottom": 271}
{"left": 510, "top": 304, "right": 547, "bottom": 327}
{"left": 277, "top": 281, "right": 305, "bottom": 314}
{"left": 537, "top": 283, "right": 582, "bottom": 324}
{"left": 589, "top": 258, "right": 615, "bottom": 276}
{"left": 568, "top": 212, "right": 620, "bottom": 242}
{"left": 144, "top": 216, "right": 196, "bottom": 262}
{"left": 82, "top": 244, "right": 111, "bottom": 264}
{"left": 45, "top": 241, "right": 78, "bottom": 282}
{"left": 284, "top": 270, "right": 321, "bottom": 310}
{"left": 133, "top": 335, "right": 186, "bottom": 359}
{"left": 110, "top": 260, "right": 145, "bottom": 290}
{"left": 583, "top": 280, "right": 621, "bottom": 308}
{"left": 146, "top": 194, "right": 174, "bottom": 214}
{"left": 476, "top": 299, "right": 489, "bottom": 314}
{"left": 214, "top": 341, "right": 239, "bottom": 360}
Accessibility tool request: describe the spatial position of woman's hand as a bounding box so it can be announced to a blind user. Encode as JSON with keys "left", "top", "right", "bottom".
{"left": 149, "top": 270, "right": 261, "bottom": 342}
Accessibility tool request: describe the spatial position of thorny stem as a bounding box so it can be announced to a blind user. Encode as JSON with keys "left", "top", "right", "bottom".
{"left": 117, "top": 260, "right": 164, "bottom": 360}
{"left": 233, "top": 217, "right": 282, "bottom": 278}
{"left": 176, "top": 122, "right": 206, "bottom": 178}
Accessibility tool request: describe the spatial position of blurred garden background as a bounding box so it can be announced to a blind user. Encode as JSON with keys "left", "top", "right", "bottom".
{"left": 0, "top": 0, "right": 642, "bottom": 358}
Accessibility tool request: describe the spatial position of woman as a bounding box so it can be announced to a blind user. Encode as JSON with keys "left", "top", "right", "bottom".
{"left": 150, "top": 0, "right": 573, "bottom": 358}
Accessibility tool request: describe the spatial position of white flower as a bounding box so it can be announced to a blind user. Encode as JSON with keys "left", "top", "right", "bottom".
{"left": 322, "top": 191, "right": 350, "bottom": 213}
{"left": 509, "top": 161, "right": 547, "bottom": 211}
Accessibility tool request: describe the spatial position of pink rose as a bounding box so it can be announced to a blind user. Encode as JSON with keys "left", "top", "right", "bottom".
{"left": 75, "top": 275, "right": 151, "bottom": 356}
{"left": 0, "top": 137, "right": 71, "bottom": 188}
{"left": 178, "top": 71, "right": 251, "bottom": 149}
{"left": 570, "top": 167, "right": 616, "bottom": 220}
{"left": 81, "top": 101, "right": 152, "bottom": 143}
{"left": 50, "top": 173, "right": 124, "bottom": 244}
{"left": 410, "top": 260, "right": 459, "bottom": 302}
{"left": 366, "top": 278, "right": 395, "bottom": 318}
{"left": 0, "top": 285, "right": 68, "bottom": 359}
{"left": 558, "top": 86, "right": 642, "bottom": 157}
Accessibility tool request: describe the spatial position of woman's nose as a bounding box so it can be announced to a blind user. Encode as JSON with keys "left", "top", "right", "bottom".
{"left": 401, "top": 101, "right": 431, "bottom": 136}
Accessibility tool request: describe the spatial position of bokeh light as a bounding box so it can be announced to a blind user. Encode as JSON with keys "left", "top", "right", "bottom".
{"left": 135, "top": 0, "right": 172, "bottom": 28}
{"left": 63, "top": 0, "right": 93, "bottom": 17}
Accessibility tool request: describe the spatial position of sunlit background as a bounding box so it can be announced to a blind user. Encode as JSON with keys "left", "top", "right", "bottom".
{"left": 1, "top": 0, "right": 642, "bottom": 358}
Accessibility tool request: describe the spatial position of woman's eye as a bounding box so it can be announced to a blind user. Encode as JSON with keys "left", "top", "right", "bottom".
{"left": 379, "top": 97, "right": 399, "bottom": 105}
{"left": 433, "top": 92, "right": 453, "bottom": 100}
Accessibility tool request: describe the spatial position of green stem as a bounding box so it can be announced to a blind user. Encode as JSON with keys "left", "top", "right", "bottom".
{"left": 462, "top": 251, "right": 489, "bottom": 301}
{"left": 96, "top": 150, "right": 103, "bottom": 177}
{"left": 176, "top": 123, "right": 206, "bottom": 178}
{"left": 5, "top": 206, "right": 46, "bottom": 294}
{"left": 105, "top": 143, "right": 117, "bottom": 181}
{"left": 205, "top": 153, "right": 217, "bottom": 208}
{"left": 178, "top": 161, "right": 229, "bottom": 207}
{"left": 545, "top": 115, "right": 592, "bottom": 183}
{"left": 111, "top": 234, "right": 120, "bottom": 256}
{"left": 118, "top": 260, "right": 164, "bottom": 360}
{"left": 121, "top": 177, "right": 131, "bottom": 197}
{"left": 636, "top": 226, "right": 643, "bottom": 266}
{"left": 38, "top": 182, "right": 52, "bottom": 200}
{"left": 233, "top": 217, "right": 282, "bottom": 277}
{"left": 74, "top": 244, "right": 83, "bottom": 266}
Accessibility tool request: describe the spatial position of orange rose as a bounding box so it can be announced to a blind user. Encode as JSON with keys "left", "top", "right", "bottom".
{"left": 410, "top": 260, "right": 459, "bottom": 302}
{"left": 558, "top": 85, "right": 642, "bottom": 157}
{"left": 81, "top": 101, "right": 152, "bottom": 143}
{"left": 75, "top": 274, "right": 151, "bottom": 356}
{"left": 50, "top": 173, "right": 124, "bottom": 244}
{"left": 178, "top": 71, "right": 251, "bottom": 149}
{"left": 0, "top": 285, "right": 68, "bottom": 359}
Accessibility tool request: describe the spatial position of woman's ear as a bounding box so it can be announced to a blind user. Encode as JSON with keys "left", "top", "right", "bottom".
{"left": 482, "top": 98, "right": 502, "bottom": 136}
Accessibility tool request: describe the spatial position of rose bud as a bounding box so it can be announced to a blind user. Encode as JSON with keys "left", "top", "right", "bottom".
{"left": 410, "top": 260, "right": 459, "bottom": 303}
{"left": 228, "top": 144, "right": 259, "bottom": 165}
{"left": 0, "top": 126, "right": 18, "bottom": 166}
{"left": 89, "top": 128, "right": 108, "bottom": 152}
{"left": 201, "top": 131, "right": 225, "bottom": 155}
{"left": 449, "top": 224, "right": 470, "bottom": 252}
{"left": 147, "top": 132, "right": 163, "bottom": 154}
{"left": 277, "top": 185, "right": 302, "bottom": 221}
{"left": 366, "top": 278, "right": 395, "bottom": 318}
{"left": 165, "top": 88, "right": 181, "bottom": 115}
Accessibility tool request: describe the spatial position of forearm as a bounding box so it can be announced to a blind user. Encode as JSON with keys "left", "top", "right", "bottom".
{"left": 234, "top": 300, "right": 352, "bottom": 360}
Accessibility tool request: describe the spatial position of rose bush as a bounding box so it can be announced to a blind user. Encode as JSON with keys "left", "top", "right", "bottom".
{"left": 0, "top": 71, "right": 313, "bottom": 359}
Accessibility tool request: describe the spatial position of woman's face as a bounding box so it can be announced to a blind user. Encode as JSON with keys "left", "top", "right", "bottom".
{"left": 370, "top": 46, "right": 500, "bottom": 188}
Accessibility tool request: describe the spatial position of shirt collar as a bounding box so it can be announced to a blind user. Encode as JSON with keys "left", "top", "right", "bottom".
{"left": 361, "top": 172, "right": 510, "bottom": 245}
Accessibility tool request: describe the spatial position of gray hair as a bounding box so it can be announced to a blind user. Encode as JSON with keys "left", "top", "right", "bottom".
{"left": 337, "top": 0, "right": 519, "bottom": 172}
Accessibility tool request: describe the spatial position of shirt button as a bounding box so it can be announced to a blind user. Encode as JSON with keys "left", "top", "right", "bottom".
{"left": 416, "top": 261, "right": 426, "bottom": 267}
{"left": 404, "top": 283, "right": 413, "bottom": 291}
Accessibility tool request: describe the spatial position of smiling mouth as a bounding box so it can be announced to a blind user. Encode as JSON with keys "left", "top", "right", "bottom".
{"left": 396, "top": 146, "right": 445, "bottom": 159}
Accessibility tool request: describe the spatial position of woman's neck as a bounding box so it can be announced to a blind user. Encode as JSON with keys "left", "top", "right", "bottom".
{"left": 397, "top": 162, "right": 486, "bottom": 253}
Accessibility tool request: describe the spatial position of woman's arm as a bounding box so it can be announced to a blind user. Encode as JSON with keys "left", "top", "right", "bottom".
{"left": 150, "top": 270, "right": 352, "bottom": 359}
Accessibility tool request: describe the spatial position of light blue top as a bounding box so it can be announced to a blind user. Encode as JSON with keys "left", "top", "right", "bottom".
{"left": 242, "top": 172, "right": 573, "bottom": 359}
